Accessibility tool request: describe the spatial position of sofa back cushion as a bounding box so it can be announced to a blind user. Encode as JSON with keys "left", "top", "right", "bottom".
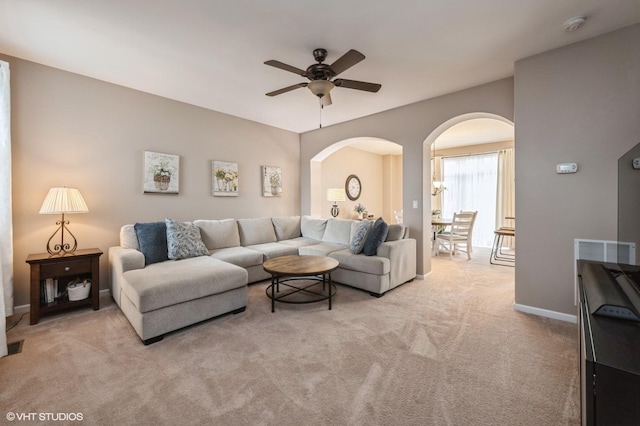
{"left": 194, "top": 219, "right": 240, "bottom": 250}
{"left": 271, "top": 216, "right": 301, "bottom": 241}
{"left": 322, "top": 218, "right": 353, "bottom": 245}
{"left": 385, "top": 224, "right": 407, "bottom": 242}
{"left": 301, "top": 216, "right": 327, "bottom": 241}
{"left": 237, "top": 217, "right": 277, "bottom": 246}
{"left": 120, "top": 224, "right": 140, "bottom": 250}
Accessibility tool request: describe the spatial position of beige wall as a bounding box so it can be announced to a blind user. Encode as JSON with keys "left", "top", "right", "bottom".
{"left": 320, "top": 146, "right": 401, "bottom": 222}
{"left": 514, "top": 24, "right": 640, "bottom": 316}
{"left": 5, "top": 55, "right": 300, "bottom": 308}
{"left": 300, "top": 79, "right": 515, "bottom": 277}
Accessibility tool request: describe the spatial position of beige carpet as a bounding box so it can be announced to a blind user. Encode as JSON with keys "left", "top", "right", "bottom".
{"left": 2, "top": 248, "right": 579, "bottom": 425}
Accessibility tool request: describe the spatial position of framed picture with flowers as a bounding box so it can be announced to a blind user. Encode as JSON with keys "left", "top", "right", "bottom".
{"left": 143, "top": 151, "right": 179, "bottom": 194}
{"left": 212, "top": 161, "right": 239, "bottom": 196}
{"left": 262, "top": 166, "right": 282, "bottom": 197}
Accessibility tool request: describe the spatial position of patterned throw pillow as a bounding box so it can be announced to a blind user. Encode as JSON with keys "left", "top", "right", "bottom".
{"left": 350, "top": 220, "right": 373, "bottom": 254}
{"left": 165, "top": 218, "right": 210, "bottom": 260}
{"left": 363, "top": 218, "right": 389, "bottom": 256}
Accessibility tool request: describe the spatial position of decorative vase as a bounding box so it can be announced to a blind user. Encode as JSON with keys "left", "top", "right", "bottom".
{"left": 358, "top": 212, "right": 364, "bottom": 220}
{"left": 271, "top": 186, "right": 278, "bottom": 196}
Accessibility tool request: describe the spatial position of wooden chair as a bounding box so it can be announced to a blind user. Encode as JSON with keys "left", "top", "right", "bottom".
{"left": 459, "top": 210, "right": 478, "bottom": 253}
{"left": 435, "top": 211, "right": 476, "bottom": 259}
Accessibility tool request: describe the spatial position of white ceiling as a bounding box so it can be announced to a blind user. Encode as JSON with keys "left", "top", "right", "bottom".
{"left": 1, "top": 1, "right": 639, "bottom": 134}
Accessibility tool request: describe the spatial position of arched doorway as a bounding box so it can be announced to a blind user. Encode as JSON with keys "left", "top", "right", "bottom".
{"left": 310, "top": 137, "right": 403, "bottom": 222}
{"left": 423, "top": 113, "right": 514, "bottom": 265}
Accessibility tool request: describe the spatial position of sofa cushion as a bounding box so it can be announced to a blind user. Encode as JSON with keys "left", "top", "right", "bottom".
{"left": 278, "top": 237, "right": 321, "bottom": 249}
{"left": 165, "top": 218, "right": 210, "bottom": 260}
{"left": 299, "top": 242, "right": 347, "bottom": 256}
{"left": 209, "top": 246, "right": 264, "bottom": 268}
{"left": 120, "top": 225, "right": 139, "bottom": 250}
{"left": 121, "top": 256, "right": 247, "bottom": 313}
{"left": 245, "top": 242, "right": 299, "bottom": 260}
{"left": 237, "top": 217, "right": 277, "bottom": 246}
{"left": 322, "top": 218, "right": 353, "bottom": 245}
{"left": 194, "top": 219, "right": 240, "bottom": 250}
{"left": 134, "top": 221, "right": 169, "bottom": 266}
{"left": 301, "top": 216, "right": 327, "bottom": 241}
{"left": 329, "top": 249, "right": 390, "bottom": 275}
{"left": 271, "top": 216, "right": 301, "bottom": 240}
{"left": 363, "top": 218, "right": 389, "bottom": 256}
{"left": 350, "top": 220, "right": 373, "bottom": 254}
{"left": 385, "top": 224, "right": 406, "bottom": 242}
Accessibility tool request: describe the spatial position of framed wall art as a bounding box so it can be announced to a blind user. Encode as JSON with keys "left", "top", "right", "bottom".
{"left": 212, "top": 160, "right": 239, "bottom": 197}
{"left": 262, "top": 166, "right": 282, "bottom": 197}
{"left": 143, "top": 151, "right": 179, "bottom": 194}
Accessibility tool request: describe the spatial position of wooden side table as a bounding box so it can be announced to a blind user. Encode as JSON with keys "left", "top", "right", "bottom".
{"left": 26, "top": 248, "right": 103, "bottom": 325}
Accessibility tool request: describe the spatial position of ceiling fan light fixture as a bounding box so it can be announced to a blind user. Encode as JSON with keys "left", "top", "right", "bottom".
{"left": 307, "top": 80, "right": 335, "bottom": 98}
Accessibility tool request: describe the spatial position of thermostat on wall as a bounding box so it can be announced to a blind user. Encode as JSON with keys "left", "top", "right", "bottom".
{"left": 556, "top": 163, "right": 578, "bottom": 174}
{"left": 633, "top": 158, "right": 640, "bottom": 169}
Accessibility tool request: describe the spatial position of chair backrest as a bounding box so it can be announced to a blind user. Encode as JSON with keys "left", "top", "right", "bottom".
{"left": 459, "top": 210, "right": 478, "bottom": 230}
{"left": 450, "top": 211, "right": 475, "bottom": 235}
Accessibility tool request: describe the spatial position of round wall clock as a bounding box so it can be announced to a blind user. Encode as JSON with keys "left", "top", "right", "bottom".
{"left": 345, "top": 174, "right": 361, "bottom": 201}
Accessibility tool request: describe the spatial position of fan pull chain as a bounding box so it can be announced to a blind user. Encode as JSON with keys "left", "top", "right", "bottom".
{"left": 319, "top": 97, "right": 323, "bottom": 128}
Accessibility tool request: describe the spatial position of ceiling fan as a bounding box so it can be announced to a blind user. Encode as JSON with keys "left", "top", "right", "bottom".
{"left": 264, "top": 48, "right": 381, "bottom": 106}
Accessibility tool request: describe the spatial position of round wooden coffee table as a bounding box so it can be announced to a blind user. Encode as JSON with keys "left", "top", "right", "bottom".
{"left": 263, "top": 255, "right": 339, "bottom": 313}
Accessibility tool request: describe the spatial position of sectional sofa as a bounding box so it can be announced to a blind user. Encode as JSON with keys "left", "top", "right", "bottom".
{"left": 109, "top": 215, "right": 417, "bottom": 344}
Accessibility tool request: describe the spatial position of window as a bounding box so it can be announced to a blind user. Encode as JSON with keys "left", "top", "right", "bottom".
{"left": 441, "top": 153, "right": 498, "bottom": 247}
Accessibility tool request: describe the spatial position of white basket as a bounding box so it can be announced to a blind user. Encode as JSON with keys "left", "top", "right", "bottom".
{"left": 68, "top": 280, "right": 91, "bottom": 301}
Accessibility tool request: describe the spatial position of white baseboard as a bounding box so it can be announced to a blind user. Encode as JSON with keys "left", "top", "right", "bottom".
{"left": 513, "top": 303, "right": 577, "bottom": 324}
{"left": 11, "top": 289, "right": 112, "bottom": 315}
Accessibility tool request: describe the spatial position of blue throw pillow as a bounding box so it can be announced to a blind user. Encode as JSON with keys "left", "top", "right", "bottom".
{"left": 134, "top": 222, "right": 169, "bottom": 266}
{"left": 363, "top": 218, "right": 389, "bottom": 256}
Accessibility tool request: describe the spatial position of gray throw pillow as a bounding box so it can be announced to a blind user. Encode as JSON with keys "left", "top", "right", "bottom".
{"left": 363, "top": 218, "right": 389, "bottom": 256}
{"left": 134, "top": 221, "right": 169, "bottom": 265}
{"left": 350, "top": 220, "right": 373, "bottom": 254}
{"left": 165, "top": 218, "right": 210, "bottom": 260}
{"left": 385, "top": 224, "right": 406, "bottom": 241}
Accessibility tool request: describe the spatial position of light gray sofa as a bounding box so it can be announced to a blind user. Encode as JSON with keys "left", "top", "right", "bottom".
{"left": 109, "top": 216, "right": 416, "bottom": 344}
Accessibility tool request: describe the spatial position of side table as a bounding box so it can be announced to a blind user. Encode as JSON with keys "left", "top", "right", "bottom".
{"left": 26, "top": 248, "right": 103, "bottom": 325}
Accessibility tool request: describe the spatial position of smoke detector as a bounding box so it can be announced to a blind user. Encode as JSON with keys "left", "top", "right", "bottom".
{"left": 563, "top": 16, "right": 586, "bottom": 32}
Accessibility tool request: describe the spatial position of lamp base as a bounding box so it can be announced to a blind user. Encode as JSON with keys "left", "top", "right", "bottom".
{"left": 46, "top": 213, "right": 79, "bottom": 255}
{"left": 330, "top": 204, "right": 340, "bottom": 218}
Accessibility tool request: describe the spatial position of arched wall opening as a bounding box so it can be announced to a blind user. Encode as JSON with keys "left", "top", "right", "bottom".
{"left": 310, "top": 137, "right": 403, "bottom": 222}
{"left": 422, "top": 112, "right": 514, "bottom": 273}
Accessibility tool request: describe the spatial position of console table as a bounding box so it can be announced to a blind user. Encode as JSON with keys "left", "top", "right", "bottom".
{"left": 578, "top": 261, "right": 640, "bottom": 425}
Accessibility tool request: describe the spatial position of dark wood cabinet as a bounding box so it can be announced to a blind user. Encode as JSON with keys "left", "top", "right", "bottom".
{"left": 26, "top": 248, "right": 102, "bottom": 325}
{"left": 578, "top": 261, "right": 640, "bottom": 425}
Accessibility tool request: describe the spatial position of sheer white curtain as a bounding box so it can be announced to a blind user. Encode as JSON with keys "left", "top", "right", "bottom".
{"left": 496, "top": 149, "right": 515, "bottom": 248}
{"left": 441, "top": 152, "right": 498, "bottom": 247}
{"left": 430, "top": 156, "right": 444, "bottom": 213}
{"left": 1, "top": 60, "right": 13, "bottom": 358}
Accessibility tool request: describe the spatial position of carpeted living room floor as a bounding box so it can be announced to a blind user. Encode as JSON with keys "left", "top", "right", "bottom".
{"left": 2, "top": 248, "right": 579, "bottom": 425}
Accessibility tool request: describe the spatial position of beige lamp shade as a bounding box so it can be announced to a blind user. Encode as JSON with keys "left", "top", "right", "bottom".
{"left": 39, "top": 187, "right": 89, "bottom": 214}
{"left": 327, "top": 188, "right": 346, "bottom": 202}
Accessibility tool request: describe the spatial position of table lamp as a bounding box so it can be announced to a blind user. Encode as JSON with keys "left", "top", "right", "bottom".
{"left": 39, "top": 187, "right": 89, "bottom": 255}
{"left": 327, "top": 188, "right": 345, "bottom": 218}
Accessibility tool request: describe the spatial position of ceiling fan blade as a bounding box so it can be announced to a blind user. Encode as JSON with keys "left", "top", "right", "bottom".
{"left": 329, "top": 49, "right": 365, "bottom": 76}
{"left": 323, "top": 92, "right": 333, "bottom": 107}
{"left": 266, "top": 83, "right": 307, "bottom": 97}
{"left": 334, "top": 79, "right": 381, "bottom": 93}
{"left": 264, "top": 60, "right": 306, "bottom": 76}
